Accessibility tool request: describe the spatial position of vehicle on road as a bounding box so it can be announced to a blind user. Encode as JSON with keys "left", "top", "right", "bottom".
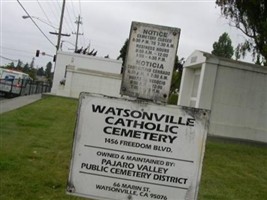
{"left": 0, "top": 68, "right": 32, "bottom": 97}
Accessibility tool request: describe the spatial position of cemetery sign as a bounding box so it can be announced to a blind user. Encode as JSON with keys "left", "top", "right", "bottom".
{"left": 120, "top": 21, "right": 181, "bottom": 102}
{"left": 67, "top": 93, "right": 210, "bottom": 200}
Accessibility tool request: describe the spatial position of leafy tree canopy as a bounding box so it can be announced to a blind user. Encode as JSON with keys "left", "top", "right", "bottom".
{"left": 212, "top": 32, "right": 234, "bottom": 59}
{"left": 216, "top": 0, "right": 267, "bottom": 65}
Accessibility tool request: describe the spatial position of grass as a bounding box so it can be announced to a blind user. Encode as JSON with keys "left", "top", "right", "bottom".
{"left": 0, "top": 96, "right": 83, "bottom": 200}
{"left": 199, "top": 139, "right": 267, "bottom": 200}
{"left": 0, "top": 96, "right": 267, "bottom": 200}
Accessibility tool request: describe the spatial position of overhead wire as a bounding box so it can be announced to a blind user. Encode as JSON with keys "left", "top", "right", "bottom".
{"left": 76, "top": 0, "right": 87, "bottom": 48}
{"left": 16, "top": 0, "right": 56, "bottom": 48}
{"left": 54, "top": 0, "right": 75, "bottom": 42}
{"left": 56, "top": 0, "right": 71, "bottom": 33}
{"left": 36, "top": 0, "right": 57, "bottom": 32}
{"left": 65, "top": 2, "right": 76, "bottom": 31}
{"left": 47, "top": 1, "right": 60, "bottom": 26}
{"left": 0, "top": 55, "right": 18, "bottom": 62}
{"left": 70, "top": 0, "right": 78, "bottom": 18}
{"left": 0, "top": 46, "right": 34, "bottom": 55}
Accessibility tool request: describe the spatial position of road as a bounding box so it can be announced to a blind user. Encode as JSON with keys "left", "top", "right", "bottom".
{"left": 0, "top": 93, "right": 5, "bottom": 101}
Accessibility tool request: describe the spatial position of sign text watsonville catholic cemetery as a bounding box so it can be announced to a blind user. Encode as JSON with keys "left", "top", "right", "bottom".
{"left": 67, "top": 93, "right": 210, "bottom": 200}
{"left": 120, "top": 21, "right": 180, "bottom": 102}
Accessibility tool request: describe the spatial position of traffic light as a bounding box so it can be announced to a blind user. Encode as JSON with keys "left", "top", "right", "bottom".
{"left": 35, "top": 50, "right": 40, "bottom": 57}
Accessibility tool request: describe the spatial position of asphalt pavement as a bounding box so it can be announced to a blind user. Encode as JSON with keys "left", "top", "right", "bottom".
{"left": 0, "top": 94, "right": 42, "bottom": 114}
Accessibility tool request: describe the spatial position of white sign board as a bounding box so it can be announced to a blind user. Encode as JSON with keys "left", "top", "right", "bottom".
{"left": 120, "top": 22, "right": 181, "bottom": 102}
{"left": 67, "top": 93, "right": 209, "bottom": 200}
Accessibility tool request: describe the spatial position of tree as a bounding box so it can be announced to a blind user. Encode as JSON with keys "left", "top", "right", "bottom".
{"left": 37, "top": 67, "right": 45, "bottom": 76}
{"left": 23, "top": 63, "right": 30, "bottom": 74}
{"left": 5, "top": 62, "right": 15, "bottom": 69}
{"left": 117, "top": 39, "right": 129, "bottom": 66}
{"left": 16, "top": 59, "right": 23, "bottom": 71}
{"left": 45, "top": 61, "right": 53, "bottom": 83}
{"left": 216, "top": 0, "right": 267, "bottom": 65}
{"left": 212, "top": 32, "right": 234, "bottom": 59}
{"left": 168, "top": 56, "right": 184, "bottom": 105}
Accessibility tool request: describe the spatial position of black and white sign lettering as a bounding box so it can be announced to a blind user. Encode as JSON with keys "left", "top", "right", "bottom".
{"left": 120, "top": 21, "right": 181, "bottom": 103}
{"left": 67, "top": 93, "right": 209, "bottom": 200}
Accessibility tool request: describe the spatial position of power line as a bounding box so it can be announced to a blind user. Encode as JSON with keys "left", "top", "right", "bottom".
{"left": 0, "top": 55, "right": 18, "bottom": 62}
{"left": 36, "top": 0, "right": 57, "bottom": 32}
{"left": 16, "top": 0, "right": 56, "bottom": 48}
{"left": 76, "top": 0, "right": 86, "bottom": 47}
{"left": 55, "top": 0, "right": 74, "bottom": 36}
{"left": 65, "top": 3, "right": 76, "bottom": 31}
{"left": 0, "top": 46, "right": 33, "bottom": 54}
{"left": 70, "top": 0, "right": 78, "bottom": 18}
{"left": 78, "top": 0, "right": 82, "bottom": 17}
{"left": 47, "top": 1, "right": 60, "bottom": 26}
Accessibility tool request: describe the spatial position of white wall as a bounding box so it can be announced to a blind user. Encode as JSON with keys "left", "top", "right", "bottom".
{"left": 52, "top": 51, "right": 122, "bottom": 95}
{"left": 209, "top": 65, "right": 267, "bottom": 142}
{"left": 60, "top": 65, "right": 122, "bottom": 98}
{"left": 178, "top": 50, "right": 267, "bottom": 143}
{"left": 51, "top": 51, "right": 123, "bottom": 98}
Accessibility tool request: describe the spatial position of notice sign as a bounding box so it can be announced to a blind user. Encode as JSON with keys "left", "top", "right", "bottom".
{"left": 120, "top": 21, "right": 181, "bottom": 103}
{"left": 67, "top": 93, "right": 209, "bottom": 200}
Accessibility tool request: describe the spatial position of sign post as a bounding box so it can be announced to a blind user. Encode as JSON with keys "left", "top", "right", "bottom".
{"left": 67, "top": 93, "right": 209, "bottom": 200}
{"left": 120, "top": 21, "right": 181, "bottom": 103}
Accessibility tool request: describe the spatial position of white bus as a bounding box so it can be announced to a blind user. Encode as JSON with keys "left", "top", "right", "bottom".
{"left": 0, "top": 68, "right": 32, "bottom": 97}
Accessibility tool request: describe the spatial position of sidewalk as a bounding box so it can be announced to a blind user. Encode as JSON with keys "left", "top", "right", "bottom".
{"left": 0, "top": 94, "right": 42, "bottom": 114}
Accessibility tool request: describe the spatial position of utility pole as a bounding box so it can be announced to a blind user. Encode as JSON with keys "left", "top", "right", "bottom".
{"left": 73, "top": 15, "right": 84, "bottom": 52}
{"left": 56, "top": 0, "right": 66, "bottom": 51}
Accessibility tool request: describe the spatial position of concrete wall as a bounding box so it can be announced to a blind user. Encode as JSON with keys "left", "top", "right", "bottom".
{"left": 51, "top": 51, "right": 123, "bottom": 98}
{"left": 178, "top": 50, "right": 267, "bottom": 143}
{"left": 58, "top": 65, "right": 122, "bottom": 98}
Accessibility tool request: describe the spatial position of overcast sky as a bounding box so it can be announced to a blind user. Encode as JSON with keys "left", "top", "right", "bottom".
{"left": 1, "top": 0, "right": 251, "bottom": 69}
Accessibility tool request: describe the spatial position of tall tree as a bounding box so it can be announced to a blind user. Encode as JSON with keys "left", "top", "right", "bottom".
{"left": 16, "top": 59, "right": 23, "bottom": 71}
{"left": 37, "top": 67, "right": 45, "bottom": 76}
{"left": 45, "top": 61, "right": 53, "bottom": 83}
{"left": 216, "top": 0, "right": 267, "bottom": 65}
{"left": 23, "top": 63, "right": 30, "bottom": 74}
{"left": 212, "top": 32, "right": 234, "bottom": 59}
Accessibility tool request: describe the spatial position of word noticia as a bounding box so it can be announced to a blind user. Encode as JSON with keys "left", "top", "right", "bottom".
{"left": 92, "top": 104, "right": 195, "bottom": 144}
{"left": 122, "top": 23, "right": 180, "bottom": 99}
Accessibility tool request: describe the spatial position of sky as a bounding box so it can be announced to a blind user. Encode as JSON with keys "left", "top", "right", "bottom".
{"left": 0, "top": 0, "right": 252, "bottom": 69}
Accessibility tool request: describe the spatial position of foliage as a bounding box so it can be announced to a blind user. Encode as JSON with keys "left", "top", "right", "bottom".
{"left": 117, "top": 39, "right": 129, "bottom": 66}
{"left": 212, "top": 32, "right": 234, "bottom": 59}
{"left": 5, "top": 62, "right": 15, "bottom": 68}
{"left": 15, "top": 59, "right": 23, "bottom": 71}
{"left": 216, "top": 0, "right": 267, "bottom": 65}
{"left": 0, "top": 97, "right": 267, "bottom": 199}
{"left": 45, "top": 61, "right": 53, "bottom": 83}
{"left": 37, "top": 67, "right": 45, "bottom": 76}
{"left": 22, "top": 63, "right": 30, "bottom": 73}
